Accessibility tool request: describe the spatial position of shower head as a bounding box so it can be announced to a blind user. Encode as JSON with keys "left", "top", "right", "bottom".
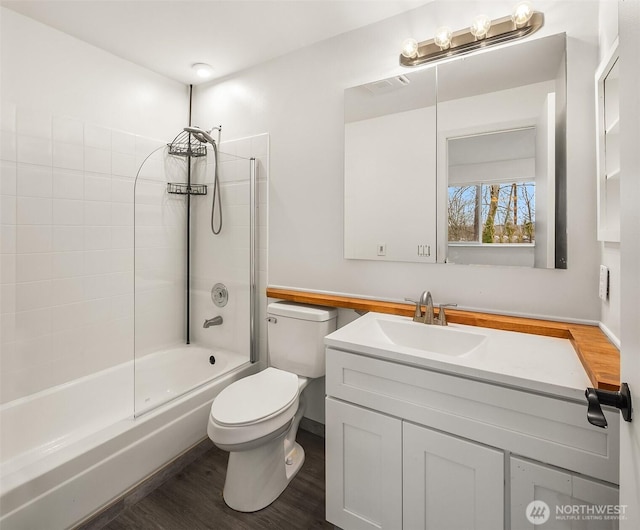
{"left": 184, "top": 126, "right": 216, "bottom": 145}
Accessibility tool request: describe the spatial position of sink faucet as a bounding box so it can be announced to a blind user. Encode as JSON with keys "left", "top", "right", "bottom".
{"left": 420, "top": 290, "right": 435, "bottom": 325}
{"left": 203, "top": 316, "right": 223, "bottom": 328}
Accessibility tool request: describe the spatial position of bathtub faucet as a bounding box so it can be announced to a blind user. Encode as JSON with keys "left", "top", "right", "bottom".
{"left": 203, "top": 316, "right": 223, "bottom": 328}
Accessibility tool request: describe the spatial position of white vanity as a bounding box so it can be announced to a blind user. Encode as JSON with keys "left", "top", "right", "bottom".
{"left": 324, "top": 312, "right": 620, "bottom": 530}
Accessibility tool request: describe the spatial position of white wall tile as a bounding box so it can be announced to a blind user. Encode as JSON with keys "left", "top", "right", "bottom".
{"left": 112, "top": 130, "right": 136, "bottom": 154}
{"left": 16, "top": 225, "right": 51, "bottom": 253}
{"left": 84, "top": 174, "right": 111, "bottom": 201}
{"left": 52, "top": 225, "right": 84, "bottom": 251}
{"left": 1, "top": 312, "right": 15, "bottom": 343}
{"left": 1, "top": 131, "right": 17, "bottom": 162}
{"left": 53, "top": 168, "right": 83, "bottom": 199}
{"left": 16, "top": 253, "right": 52, "bottom": 283}
{"left": 84, "top": 250, "right": 112, "bottom": 275}
{"left": 83, "top": 274, "right": 112, "bottom": 300}
{"left": 17, "top": 135, "right": 52, "bottom": 166}
{"left": 84, "top": 146, "right": 111, "bottom": 174}
{"left": 84, "top": 226, "right": 111, "bottom": 250}
{"left": 111, "top": 248, "right": 133, "bottom": 272}
{"left": 111, "top": 226, "right": 133, "bottom": 249}
{"left": 1, "top": 284, "right": 16, "bottom": 313}
{"left": 111, "top": 177, "right": 134, "bottom": 203}
{"left": 15, "top": 280, "right": 52, "bottom": 311}
{"left": 16, "top": 196, "right": 52, "bottom": 225}
{"left": 16, "top": 163, "right": 52, "bottom": 198}
{"left": 14, "top": 307, "right": 52, "bottom": 341}
{"left": 1, "top": 102, "right": 16, "bottom": 133}
{"left": 111, "top": 202, "right": 133, "bottom": 226}
{"left": 84, "top": 201, "right": 111, "bottom": 226}
{"left": 1, "top": 225, "right": 16, "bottom": 254}
{"left": 53, "top": 198, "right": 84, "bottom": 225}
{"left": 110, "top": 272, "right": 133, "bottom": 297}
{"left": 17, "top": 108, "right": 51, "bottom": 139}
{"left": 51, "top": 277, "right": 84, "bottom": 305}
{"left": 52, "top": 252, "right": 84, "bottom": 279}
{"left": 1, "top": 254, "right": 16, "bottom": 284}
{"left": 53, "top": 142, "right": 84, "bottom": 170}
{"left": 84, "top": 124, "right": 111, "bottom": 150}
{"left": 82, "top": 297, "right": 112, "bottom": 325}
{"left": 51, "top": 301, "right": 83, "bottom": 331}
{"left": 52, "top": 116, "right": 83, "bottom": 144}
{"left": 1, "top": 195, "right": 16, "bottom": 225}
{"left": 111, "top": 152, "right": 137, "bottom": 178}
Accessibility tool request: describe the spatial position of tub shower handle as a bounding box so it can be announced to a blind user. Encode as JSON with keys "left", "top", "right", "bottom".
{"left": 203, "top": 316, "right": 223, "bottom": 328}
{"left": 585, "top": 383, "right": 632, "bottom": 428}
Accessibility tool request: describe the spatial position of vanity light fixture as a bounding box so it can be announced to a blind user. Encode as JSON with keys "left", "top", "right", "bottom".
{"left": 399, "top": 3, "right": 543, "bottom": 67}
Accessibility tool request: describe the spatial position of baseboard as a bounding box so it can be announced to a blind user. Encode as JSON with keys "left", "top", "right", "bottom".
{"left": 300, "top": 417, "right": 325, "bottom": 438}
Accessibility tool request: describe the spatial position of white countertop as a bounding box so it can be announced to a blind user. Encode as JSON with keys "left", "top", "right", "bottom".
{"left": 324, "top": 312, "right": 591, "bottom": 402}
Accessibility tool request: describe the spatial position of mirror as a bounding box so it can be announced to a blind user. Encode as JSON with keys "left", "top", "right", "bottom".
{"left": 344, "top": 33, "right": 567, "bottom": 268}
{"left": 344, "top": 68, "right": 437, "bottom": 262}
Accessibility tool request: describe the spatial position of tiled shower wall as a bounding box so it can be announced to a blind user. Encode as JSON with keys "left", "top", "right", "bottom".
{"left": 0, "top": 7, "right": 187, "bottom": 404}
{"left": 0, "top": 111, "right": 176, "bottom": 403}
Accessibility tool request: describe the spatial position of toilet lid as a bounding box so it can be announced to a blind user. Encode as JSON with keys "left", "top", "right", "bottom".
{"left": 211, "top": 368, "right": 299, "bottom": 426}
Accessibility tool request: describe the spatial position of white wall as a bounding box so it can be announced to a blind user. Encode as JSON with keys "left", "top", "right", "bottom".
{"left": 194, "top": 1, "right": 603, "bottom": 423}
{"left": 195, "top": 0, "right": 601, "bottom": 322}
{"left": 0, "top": 8, "right": 187, "bottom": 402}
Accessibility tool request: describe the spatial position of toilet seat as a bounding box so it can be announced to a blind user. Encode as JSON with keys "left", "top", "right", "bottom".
{"left": 211, "top": 368, "right": 299, "bottom": 426}
{"left": 208, "top": 368, "right": 300, "bottom": 447}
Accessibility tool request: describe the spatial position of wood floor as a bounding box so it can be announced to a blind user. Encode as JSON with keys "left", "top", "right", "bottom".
{"left": 101, "top": 429, "right": 333, "bottom": 530}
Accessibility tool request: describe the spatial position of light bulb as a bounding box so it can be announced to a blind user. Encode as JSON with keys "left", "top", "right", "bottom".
{"left": 192, "top": 63, "right": 214, "bottom": 79}
{"left": 511, "top": 2, "right": 534, "bottom": 26}
{"left": 470, "top": 14, "right": 491, "bottom": 39}
{"left": 434, "top": 26, "right": 452, "bottom": 50}
{"left": 401, "top": 38, "right": 419, "bottom": 59}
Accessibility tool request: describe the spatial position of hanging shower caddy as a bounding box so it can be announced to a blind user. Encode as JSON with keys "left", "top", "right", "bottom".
{"left": 166, "top": 129, "right": 208, "bottom": 196}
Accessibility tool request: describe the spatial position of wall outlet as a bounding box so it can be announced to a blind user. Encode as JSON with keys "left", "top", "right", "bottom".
{"left": 599, "top": 265, "right": 609, "bottom": 301}
{"left": 377, "top": 243, "right": 386, "bottom": 256}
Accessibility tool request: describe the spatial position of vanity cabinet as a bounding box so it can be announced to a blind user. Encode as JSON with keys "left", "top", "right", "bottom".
{"left": 325, "top": 348, "right": 620, "bottom": 530}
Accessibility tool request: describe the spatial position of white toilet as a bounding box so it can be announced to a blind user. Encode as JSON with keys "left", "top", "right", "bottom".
{"left": 207, "top": 301, "right": 337, "bottom": 512}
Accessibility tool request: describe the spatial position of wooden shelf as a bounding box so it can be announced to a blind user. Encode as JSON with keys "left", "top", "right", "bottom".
{"left": 266, "top": 287, "right": 620, "bottom": 391}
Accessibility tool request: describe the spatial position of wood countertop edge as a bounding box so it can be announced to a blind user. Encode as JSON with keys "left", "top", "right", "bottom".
{"left": 266, "top": 287, "right": 620, "bottom": 391}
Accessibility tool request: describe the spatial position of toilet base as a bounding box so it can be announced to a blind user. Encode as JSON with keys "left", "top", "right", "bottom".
{"left": 222, "top": 432, "right": 306, "bottom": 512}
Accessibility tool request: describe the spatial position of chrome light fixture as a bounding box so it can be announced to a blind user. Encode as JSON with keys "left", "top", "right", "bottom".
{"left": 400, "top": 3, "right": 543, "bottom": 67}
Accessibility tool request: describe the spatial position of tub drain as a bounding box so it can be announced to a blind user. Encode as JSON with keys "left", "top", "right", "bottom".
{"left": 209, "top": 355, "right": 216, "bottom": 365}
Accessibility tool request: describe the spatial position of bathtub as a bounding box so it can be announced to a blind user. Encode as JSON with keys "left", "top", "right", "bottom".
{"left": 0, "top": 345, "right": 258, "bottom": 529}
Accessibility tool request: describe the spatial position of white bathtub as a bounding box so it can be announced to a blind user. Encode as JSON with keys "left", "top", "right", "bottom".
{"left": 0, "top": 345, "right": 257, "bottom": 529}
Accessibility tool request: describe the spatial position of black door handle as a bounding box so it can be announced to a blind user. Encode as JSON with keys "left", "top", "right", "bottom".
{"left": 585, "top": 383, "right": 632, "bottom": 428}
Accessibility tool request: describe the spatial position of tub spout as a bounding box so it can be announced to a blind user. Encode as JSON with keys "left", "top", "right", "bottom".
{"left": 203, "top": 316, "right": 223, "bottom": 328}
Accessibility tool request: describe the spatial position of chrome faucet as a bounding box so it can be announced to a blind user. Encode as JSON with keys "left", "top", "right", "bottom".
{"left": 420, "top": 290, "right": 435, "bottom": 325}
{"left": 406, "top": 291, "right": 457, "bottom": 326}
{"left": 203, "top": 316, "right": 223, "bottom": 328}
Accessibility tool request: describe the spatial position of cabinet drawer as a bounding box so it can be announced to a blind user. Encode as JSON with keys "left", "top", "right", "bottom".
{"left": 326, "top": 348, "right": 619, "bottom": 484}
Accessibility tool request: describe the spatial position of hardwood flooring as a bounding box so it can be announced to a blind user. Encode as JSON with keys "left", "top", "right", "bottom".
{"left": 101, "top": 429, "right": 332, "bottom": 530}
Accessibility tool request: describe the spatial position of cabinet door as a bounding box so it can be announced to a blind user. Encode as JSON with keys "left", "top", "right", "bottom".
{"left": 325, "top": 397, "right": 402, "bottom": 530}
{"left": 403, "top": 422, "right": 504, "bottom": 530}
{"left": 511, "top": 457, "right": 619, "bottom": 530}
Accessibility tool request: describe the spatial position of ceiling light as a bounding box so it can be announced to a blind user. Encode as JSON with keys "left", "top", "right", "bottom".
{"left": 192, "top": 63, "right": 214, "bottom": 79}
{"left": 434, "top": 27, "right": 452, "bottom": 50}
{"left": 470, "top": 15, "right": 491, "bottom": 39}
{"left": 401, "top": 38, "right": 419, "bottom": 59}
{"left": 399, "top": 5, "right": 543, "bottom": 67}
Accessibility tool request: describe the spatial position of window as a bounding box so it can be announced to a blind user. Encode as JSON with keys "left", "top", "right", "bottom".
{"left": 448, "top": 182, "right": 535, "bottom": 244}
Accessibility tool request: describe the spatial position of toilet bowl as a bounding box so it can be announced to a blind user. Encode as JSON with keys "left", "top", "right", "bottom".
{"left": 207, "top": 302, "right": 337, "bottom": 512}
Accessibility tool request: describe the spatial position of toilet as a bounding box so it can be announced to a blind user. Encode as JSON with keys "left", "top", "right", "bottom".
{"left": 207, "top": 301, "right": 337, "bottom": 512}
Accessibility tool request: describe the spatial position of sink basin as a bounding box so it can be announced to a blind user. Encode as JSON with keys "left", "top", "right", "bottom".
{"left": 374, "top": 318, "right": 487, "bottom": 356}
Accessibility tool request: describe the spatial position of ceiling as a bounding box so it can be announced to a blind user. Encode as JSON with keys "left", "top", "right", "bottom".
{"left": 3, "top": 0, "right": 431, "bottom": 85}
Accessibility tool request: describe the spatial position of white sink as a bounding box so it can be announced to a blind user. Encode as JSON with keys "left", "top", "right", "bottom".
{"left": 374, "top": 318, "right": 487, "bottom": 356}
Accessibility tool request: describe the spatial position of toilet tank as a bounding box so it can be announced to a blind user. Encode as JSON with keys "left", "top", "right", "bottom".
{"left": 267, "top": 302, "right": 338, "bottom": 378}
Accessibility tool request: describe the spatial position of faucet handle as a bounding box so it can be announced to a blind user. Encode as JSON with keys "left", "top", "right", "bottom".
{"left": 404, "top": 297, "right": 423, "bottom": 321}
{"left": 436, "top": 303, "right": 457, "bottom": 326}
